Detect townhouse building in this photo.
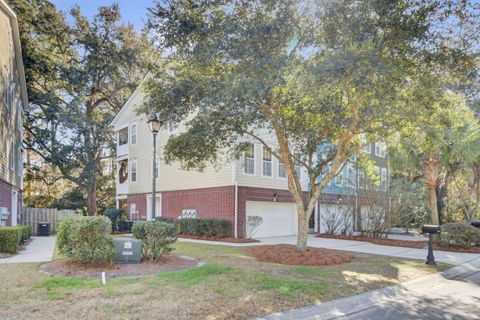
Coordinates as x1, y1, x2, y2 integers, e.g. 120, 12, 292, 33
0, 0, 28, 226
111, 82, 389, 238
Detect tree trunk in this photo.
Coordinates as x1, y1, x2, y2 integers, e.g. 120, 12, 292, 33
428, 186, 439, 225
87, 182, 97, 215
296, 204, 310, 252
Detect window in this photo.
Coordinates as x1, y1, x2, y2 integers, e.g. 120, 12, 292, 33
17, 147, 22, 177
118, 159, 128, 183
168, 121, 178, 134
243, 143, 255, 175
118, 127, 128, 146
130, 123, 137, 145
358, 169, 365, 189
278, 158, 287, 178
130, 160, 137, 182
153, 155, 160, 179
347, 164, 355, 188
375, 141, 386, 157
262, 147, 272, 177
381, 167, 388, 191
360, 133, 371, 153
9, 142, 14, 171
295, 165, 301, 181
130, 203, 137, 220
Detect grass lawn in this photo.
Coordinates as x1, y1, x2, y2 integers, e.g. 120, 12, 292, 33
0, 242, 450, 320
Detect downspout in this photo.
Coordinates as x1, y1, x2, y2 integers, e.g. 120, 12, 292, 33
232, 158, 238, 238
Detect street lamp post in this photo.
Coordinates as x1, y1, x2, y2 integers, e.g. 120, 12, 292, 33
147, 114, 161, 222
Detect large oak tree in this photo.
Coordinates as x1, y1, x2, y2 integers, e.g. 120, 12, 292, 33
143, 0, 478, 251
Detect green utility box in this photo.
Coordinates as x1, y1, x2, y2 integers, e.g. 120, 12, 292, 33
113, 237, 142, 264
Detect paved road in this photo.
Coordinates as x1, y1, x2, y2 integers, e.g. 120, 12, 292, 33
0, 236, 55, 264
254, 257, 480, 320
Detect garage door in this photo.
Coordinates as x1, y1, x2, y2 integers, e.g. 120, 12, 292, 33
246, 201, 297, 238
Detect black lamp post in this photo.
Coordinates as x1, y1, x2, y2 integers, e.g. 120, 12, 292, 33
147, 114, 161, 222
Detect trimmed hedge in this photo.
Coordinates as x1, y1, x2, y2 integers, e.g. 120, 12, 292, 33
132, 221, 176, 261
57, 216, 115, 264
440, 222, 480, 248
177, 218, 230, 237
0, 226, 32, 254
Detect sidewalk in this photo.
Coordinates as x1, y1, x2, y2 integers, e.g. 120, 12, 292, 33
0, 236, 56, 264
179, 235, 478, 266
253, 256, 480, 320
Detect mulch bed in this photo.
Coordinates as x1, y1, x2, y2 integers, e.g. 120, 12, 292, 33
317, 233, 480, 253
177, 234, 260, 243
249, 244, 354, 266
38, 255, 201, 278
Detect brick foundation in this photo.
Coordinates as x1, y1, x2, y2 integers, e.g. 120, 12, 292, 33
0, 179, 21, 226
127, 194, 147, 220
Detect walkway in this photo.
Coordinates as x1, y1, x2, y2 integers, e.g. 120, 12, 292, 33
253, 256, 480, 320
0, 236, 56, 264
179, 235, 479, 266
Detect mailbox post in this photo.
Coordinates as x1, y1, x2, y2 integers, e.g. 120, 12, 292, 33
422, 225, 441, 266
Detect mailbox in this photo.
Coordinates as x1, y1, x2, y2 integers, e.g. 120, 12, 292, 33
422, 225, 441, 234
113, 237, 142, 264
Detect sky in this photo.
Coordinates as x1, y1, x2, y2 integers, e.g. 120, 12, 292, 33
51, 0, 154, 30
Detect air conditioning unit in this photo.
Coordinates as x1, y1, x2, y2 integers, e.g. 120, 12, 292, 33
0, 207, 8, 221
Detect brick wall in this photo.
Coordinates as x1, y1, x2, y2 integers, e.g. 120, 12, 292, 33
162, 186, 235, 231
127, 194, 147, 220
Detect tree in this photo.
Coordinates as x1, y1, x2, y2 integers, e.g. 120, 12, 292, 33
11, 0, 155, 214
143, 0, 478, 251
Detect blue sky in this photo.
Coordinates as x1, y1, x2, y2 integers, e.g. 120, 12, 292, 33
51, 0, 154, 29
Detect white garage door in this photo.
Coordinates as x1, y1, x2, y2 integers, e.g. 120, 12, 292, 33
246, 201, 297, 238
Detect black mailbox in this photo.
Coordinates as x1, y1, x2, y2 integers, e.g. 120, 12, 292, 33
470, 221, 480, 229
422, 225, 441, 234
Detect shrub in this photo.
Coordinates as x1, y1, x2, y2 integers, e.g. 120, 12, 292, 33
178, 218, 230, 237
440, 222, 480, 248
68, 216, 115, 264
246, 216, 263, 239
132, 221, 176, 261
57, 217, 77, 257
0, 227, 21, 253
0, 226, 31, 253
103, 208, 124, 232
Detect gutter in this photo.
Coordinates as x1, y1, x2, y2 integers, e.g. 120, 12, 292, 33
232, 158, 238, 238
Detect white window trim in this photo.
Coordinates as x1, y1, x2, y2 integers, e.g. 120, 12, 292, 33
277, 157, 287, 179
243, 143, 256, 176
375, 141, 386, 158
117, 125, 129, 147
130, 122, 137, 146
261, 146, 273, 177
130, 160, 137, 183
358, 169, 365, 189
295, 165, 302, 182
360, 133, 371, 154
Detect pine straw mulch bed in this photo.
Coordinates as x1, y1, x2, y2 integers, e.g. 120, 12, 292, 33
177, 234, 260, 243
249, 244, 354, 266
38, 255, 201, 278
317, 233, 480, 253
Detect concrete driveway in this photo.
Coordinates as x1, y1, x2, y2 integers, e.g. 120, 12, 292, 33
254, 256, 480, 320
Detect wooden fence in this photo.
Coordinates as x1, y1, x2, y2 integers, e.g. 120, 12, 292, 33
21, 208, 79, 235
